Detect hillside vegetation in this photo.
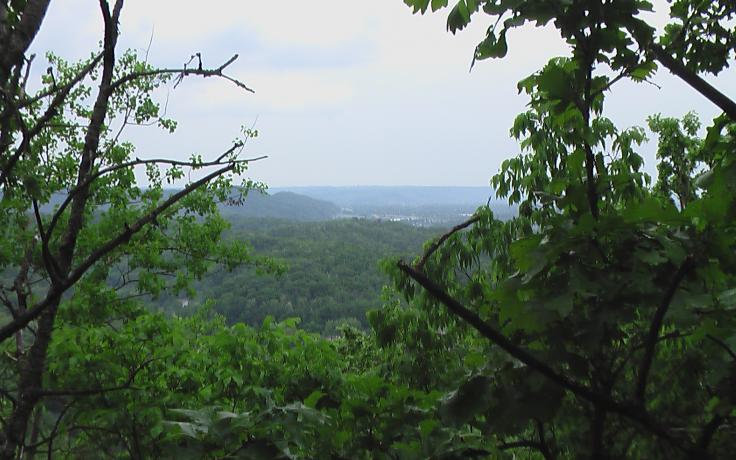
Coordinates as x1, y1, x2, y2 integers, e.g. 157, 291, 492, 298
164, 219, 441, 334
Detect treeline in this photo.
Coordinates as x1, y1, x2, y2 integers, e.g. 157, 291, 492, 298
157, 218, 441, 334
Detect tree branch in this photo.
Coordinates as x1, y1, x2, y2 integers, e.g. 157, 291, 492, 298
499, 439, 545, 451
581, 53, 599, 220
109, 54, 254, 94
535, 419, 555, 460
0, 0, 51, 81
21, 399, 76, 452
398, 260, 690, 453
650, 44, 736, 121
44, 141, 264, 241
400, 261, 604, 402
0, 163, 235, 344
39, 357, 153, 398
626, 18, 736, 120
32, 199, 62, 284
706, 334, 736, 361
635, 257, 693, 403
415, 214, 480, 270
695, 415, 725, 455
4, 53, 102, 112
0, 4, 123, 454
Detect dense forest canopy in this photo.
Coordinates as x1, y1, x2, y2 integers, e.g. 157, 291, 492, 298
0, 0, 734, 459
156, 218, 441, 335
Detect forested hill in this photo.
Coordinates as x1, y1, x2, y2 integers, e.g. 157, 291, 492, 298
219, 191, 341, 221
160, 218, 441, 335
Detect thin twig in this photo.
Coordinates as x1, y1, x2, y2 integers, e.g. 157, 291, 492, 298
415, 214, 480, 270
110, 54, 253, 93
706, 334, 736, 361
39, 357, 154, 398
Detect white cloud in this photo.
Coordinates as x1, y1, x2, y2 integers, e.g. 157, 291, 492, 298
26, 0, 734, 186
120, 0, 377, 47
182, 68, 355, 112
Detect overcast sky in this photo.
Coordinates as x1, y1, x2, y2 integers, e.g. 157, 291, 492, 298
29, 1, 735, 187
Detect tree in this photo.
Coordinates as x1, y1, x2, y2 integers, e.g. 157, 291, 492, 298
0, 1, 270, 456
389, 0, 736, 457
647, 111, 702, 209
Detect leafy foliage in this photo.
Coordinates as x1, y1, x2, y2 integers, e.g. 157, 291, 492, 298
2, 0, 736, 458
386, 0, 736, 458
0, 1, 267, 456
15, 310, 503, 459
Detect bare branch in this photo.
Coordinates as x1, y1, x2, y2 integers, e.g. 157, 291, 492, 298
649, 44, 736, 120
109, 54, 254, 93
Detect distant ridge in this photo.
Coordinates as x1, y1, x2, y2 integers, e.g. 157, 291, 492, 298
35, 187, 513, 224
270, 186, 498, 208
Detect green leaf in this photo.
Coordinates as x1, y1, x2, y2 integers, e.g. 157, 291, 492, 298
623, 196, 683, 224
439, 375, 492, 425
629, 60, 658, 81
431, 0, 448, 11
304, 390, 325, 409
447, 1, 471, 32
474, 29, 508, 66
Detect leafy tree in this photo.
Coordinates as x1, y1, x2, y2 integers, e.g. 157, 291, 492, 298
647, 112, 702, 209
26, 308, 497, 459
386, 0, 736, 458
0, 1, 270, 456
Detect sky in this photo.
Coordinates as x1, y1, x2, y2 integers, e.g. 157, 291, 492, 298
28, 0, 736, 187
